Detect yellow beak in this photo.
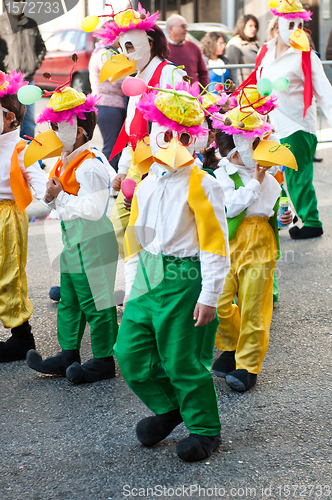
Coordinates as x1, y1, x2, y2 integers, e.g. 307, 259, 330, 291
252, 140, 298, 170
153, 137, 194, 171
24, 130, 63, 168
100, 54, 136, 84
289, 29, 310, 52
132, 138, 154, 175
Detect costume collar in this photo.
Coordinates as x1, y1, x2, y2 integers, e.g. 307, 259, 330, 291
150, 161, 194, 179
218, 157, 255, 176
61, 141, 92, 166
137, 56, 163, 80
268, 36, 298, 57
0, 128, 20, 147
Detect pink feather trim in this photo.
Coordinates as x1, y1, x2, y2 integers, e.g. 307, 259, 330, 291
136, 80, 228, 136
95, 3, 159, 45
137, 90, 208, 136
271, 8, 312, 21
0, 70, 28, 98
211, 116, 272, 138
36, 94, 100, 125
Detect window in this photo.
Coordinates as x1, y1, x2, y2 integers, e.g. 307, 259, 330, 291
58, 31, 79, 52
45, 31, 63, 52
76, 31, 88, 51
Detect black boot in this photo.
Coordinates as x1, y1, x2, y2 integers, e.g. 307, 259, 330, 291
136, 408, 183, 446
66, 356, 115, 384
225, 369, 257, 392
176, 434, 221, 462
289, 226, 323, 239
212, 350, 236, 378
0, 321, 35, 362
26, 349, 80, 376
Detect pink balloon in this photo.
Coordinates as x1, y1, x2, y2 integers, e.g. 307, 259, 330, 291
0, 72, 6, 87
121, 77, 147, 97
121, 178, 137, 199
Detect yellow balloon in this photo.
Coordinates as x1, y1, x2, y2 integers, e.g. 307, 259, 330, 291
269, 0, 280, 8
81, 15, 99, 32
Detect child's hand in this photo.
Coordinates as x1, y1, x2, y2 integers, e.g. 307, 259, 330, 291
193, 303, 216, 327
44, 177, 63, 202
280, 209, 293, 226
254, 165, 267, 184
124, 197, 132, 211
113, 173, 127, 191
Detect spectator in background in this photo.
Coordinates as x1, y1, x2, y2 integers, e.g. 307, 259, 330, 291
0, 1, 46, 139
201, 32, 234, 92
266, 17, 278, 42
166, 14, 209, 88
89, 26, 126, 171
226, 14, 260, 86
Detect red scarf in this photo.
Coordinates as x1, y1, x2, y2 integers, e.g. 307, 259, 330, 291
110, 60, 168, 160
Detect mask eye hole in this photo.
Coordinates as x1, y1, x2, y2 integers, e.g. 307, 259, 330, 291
51, 123, 59, 131
289, 22, 295, 30
124, 42, 135, 53
179, 132, 192, 146
298, 22, 303, 29
156, 131, 173, 149
164, 131, 173, 143
252, 137, 261, 151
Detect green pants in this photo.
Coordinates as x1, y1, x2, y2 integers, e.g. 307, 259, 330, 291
281, 130, 322, 228
58, 215, 118, 358
115, 251, 221, 436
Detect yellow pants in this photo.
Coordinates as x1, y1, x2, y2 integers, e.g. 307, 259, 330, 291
216, 217, 278, 374
110, 164, 141, 260
0, 201, 33, 328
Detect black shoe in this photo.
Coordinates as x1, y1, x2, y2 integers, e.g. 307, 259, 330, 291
0, 321, 35, 362
313, 156, 323, 162
225, 369, 257, 392
176, 434, 221, 462
289, 226, 323, 240
136, 408, 183, 446
66, 356, 115, 384
212, 350, 236, 378
26, 349, 80, 376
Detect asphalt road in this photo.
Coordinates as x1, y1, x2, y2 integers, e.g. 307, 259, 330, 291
1, 117, 332, 499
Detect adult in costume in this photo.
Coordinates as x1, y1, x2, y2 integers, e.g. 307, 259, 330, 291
241, 0, 332, 239
26, 74, 118, 383
0, 70, 46, 362
114, 79, 230, 461
89, 4, 186, 258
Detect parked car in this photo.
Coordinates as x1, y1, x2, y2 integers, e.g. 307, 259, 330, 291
157, 21, 233, 45
34, 23, 232, 94
34, 29, 95, 95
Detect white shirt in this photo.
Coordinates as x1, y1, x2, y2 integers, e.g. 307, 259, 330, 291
51, 142, 116, 221
0, 129, 46, 200
214, 158, 281, 218
125, 162, 230, 308
118, 56, 186, 175
257, 38, 332, 138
